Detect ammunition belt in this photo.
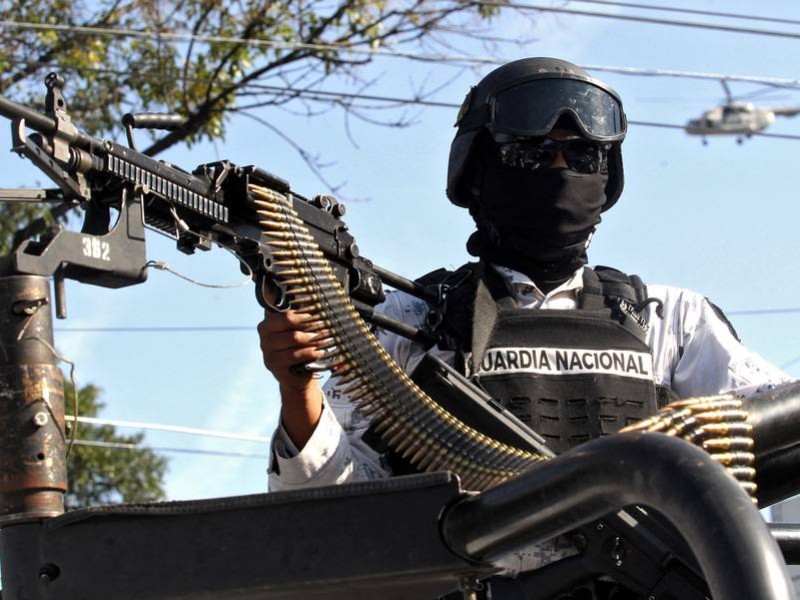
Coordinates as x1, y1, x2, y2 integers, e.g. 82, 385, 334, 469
254, 185, 548, 491
254, 184, 757, 499
621, 396, 757, 501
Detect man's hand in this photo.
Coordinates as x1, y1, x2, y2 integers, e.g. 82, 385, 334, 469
258, 308, 329, 450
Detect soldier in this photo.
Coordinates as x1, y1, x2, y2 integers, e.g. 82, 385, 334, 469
258, 58, 789, 598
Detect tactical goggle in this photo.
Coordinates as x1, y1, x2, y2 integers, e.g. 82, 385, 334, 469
498, 137, 610, 174
474, 78, 627, 143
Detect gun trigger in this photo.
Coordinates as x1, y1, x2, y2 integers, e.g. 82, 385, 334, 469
258, 275, 290, 313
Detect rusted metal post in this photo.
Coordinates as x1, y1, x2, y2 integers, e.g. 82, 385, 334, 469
0, 274, 66, 525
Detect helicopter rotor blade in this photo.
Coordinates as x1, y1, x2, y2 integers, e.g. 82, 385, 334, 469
720, 79, 734, 103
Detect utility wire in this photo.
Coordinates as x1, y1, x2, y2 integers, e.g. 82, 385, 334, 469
66, 415, 271, 443
780, 354, 800, 371
474, 1, 800, 41
8, 56, 800, 90
241, 88, 800, 141
55, 326, 253, 333
4, 10, 800, 72
579, 65, 800, 88
243, 83, 461, 108
8, 60, 800, 141
568, 0, 800, 27
626, 119, 800, 141
728, 308, 800, 316
4, 62, 799, 136
0, 20, 497, 65
54, 306, 800, 336
73, 439, 268, 459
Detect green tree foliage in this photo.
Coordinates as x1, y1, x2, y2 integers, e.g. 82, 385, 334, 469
0, 0, 502, 155
0, 0, 505, 511
0, 203, 49, 255
65, 383, 167, 509
0, 0, 508, 243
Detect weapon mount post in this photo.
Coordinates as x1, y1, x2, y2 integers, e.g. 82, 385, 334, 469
0, 274, 66, 526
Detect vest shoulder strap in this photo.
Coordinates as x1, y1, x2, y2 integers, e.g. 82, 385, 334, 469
415, 262, 508, 357
581, 265, 648, 308
413, 262, 481, 353
417, 263, 652, 352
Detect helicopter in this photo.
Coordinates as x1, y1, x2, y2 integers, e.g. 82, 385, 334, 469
684, 80, 800, 144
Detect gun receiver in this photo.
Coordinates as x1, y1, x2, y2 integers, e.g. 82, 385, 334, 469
0, 73, 438, 339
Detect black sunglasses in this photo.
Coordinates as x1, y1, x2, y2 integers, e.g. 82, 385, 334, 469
497, 137, 610, 174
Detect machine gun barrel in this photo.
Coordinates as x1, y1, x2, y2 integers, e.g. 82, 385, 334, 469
0, 93, 98, 151
0, 78, 442, 342
0, 94, 56, 134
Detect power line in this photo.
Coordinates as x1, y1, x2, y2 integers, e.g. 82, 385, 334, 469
477, 1, 800, 41
3, 10, 800, 76
8, 55, 800, 91
73, 438, 268, 459
53, 305, 800, 337
55, 326, 252, 333
9, 60, 800, 143
241, 87, 800, 141
727, 308, 800, 316
0, 19, 497, 66
243, 83, 461, 108
628, 119, 800, 141
568, 0, 800, 27
780, 355, 800, 371
66, 415, 271, 443
579, 65, 800, 88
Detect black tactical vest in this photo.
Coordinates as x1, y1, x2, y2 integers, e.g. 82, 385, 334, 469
364, 262, 667, 464
385, 264, 671, 600
469, 274, 659, 454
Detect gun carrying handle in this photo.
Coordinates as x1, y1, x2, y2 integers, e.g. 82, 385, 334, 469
121, 113, 184, 131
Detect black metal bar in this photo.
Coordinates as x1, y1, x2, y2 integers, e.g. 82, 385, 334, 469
373, 264, 439, 303
0, 189, 61, 203
770, 524, 800, 565
756, 443, 800, 508
0, 275, 66, 526
0, 473, 491, 600
737, 381, 800, 506
0, 93, 96, 150
359, 306, 435, 344
745, 380, 800, 455
441, 433, 794, 600
0, 95, 56, 135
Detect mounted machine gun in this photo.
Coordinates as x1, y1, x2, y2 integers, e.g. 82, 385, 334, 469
1, 74, 800, 600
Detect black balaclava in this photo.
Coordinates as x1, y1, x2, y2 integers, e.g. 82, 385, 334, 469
467, 132, 609, 292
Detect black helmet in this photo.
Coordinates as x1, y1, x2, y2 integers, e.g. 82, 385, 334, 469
446, 57, 627, 210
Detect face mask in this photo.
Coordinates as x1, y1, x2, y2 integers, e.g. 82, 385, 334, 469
468, 166, 608, 284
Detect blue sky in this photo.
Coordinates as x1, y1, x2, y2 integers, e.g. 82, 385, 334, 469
3, 1, 800, 501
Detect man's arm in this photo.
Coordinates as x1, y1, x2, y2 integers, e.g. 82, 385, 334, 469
258, 308, 327, 449
260, 292, 424, 490
647, 285, 792, 398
